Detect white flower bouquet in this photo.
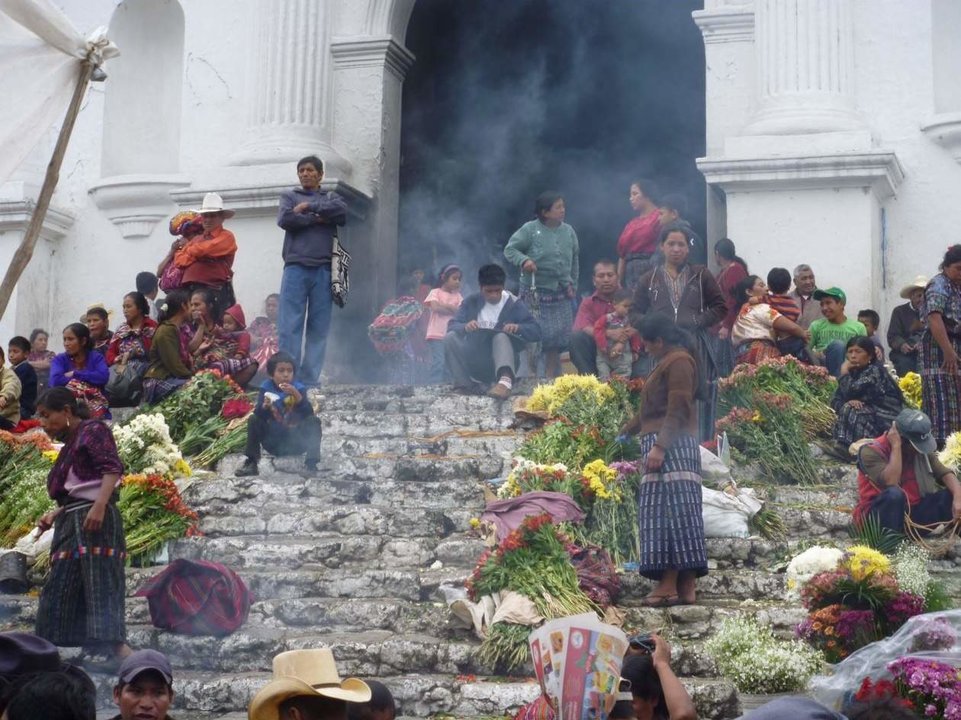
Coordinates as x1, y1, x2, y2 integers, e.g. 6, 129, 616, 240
113, 413, 186, 478
785, 545, 844, 599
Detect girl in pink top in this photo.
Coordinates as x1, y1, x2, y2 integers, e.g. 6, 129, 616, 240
424, 264, 464, 383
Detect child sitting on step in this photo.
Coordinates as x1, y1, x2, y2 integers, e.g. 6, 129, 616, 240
236, 351, 322, 477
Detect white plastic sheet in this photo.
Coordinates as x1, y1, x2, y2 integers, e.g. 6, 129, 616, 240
0, 0, 117, 184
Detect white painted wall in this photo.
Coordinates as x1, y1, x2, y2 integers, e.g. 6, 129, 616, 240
699, 0, 961, 348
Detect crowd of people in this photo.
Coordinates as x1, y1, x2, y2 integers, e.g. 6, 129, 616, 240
7, 161, 961, 719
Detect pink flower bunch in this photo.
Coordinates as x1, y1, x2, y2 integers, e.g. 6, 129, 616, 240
889, 656, 961, 720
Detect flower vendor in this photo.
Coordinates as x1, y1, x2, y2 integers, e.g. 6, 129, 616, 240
143, 289, 194, 405
854, 408, 961, 535
34, 387, 131, 663
619, 312, 707, 607
50, 323, 110, 420
236, 351, 321, 477
827, 336, 904, 460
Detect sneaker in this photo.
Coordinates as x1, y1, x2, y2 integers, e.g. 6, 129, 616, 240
235, 460, 259, 477
488, 382, 511, 400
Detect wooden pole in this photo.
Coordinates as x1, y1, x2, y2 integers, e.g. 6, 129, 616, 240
0, 58, 95, 321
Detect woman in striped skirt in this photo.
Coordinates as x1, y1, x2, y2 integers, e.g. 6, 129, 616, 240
620, 312, 707, 607
920, 245, 961, 446
34, 387, 131, 663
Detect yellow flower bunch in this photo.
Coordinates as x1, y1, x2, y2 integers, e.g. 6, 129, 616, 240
41, 449, 59, 464
898, 372, 922, 409
582, 459, 621, 502
939, 431, 961, 474
842, 545, 891, 581
173, 458, 192, 478
498, 474, 522, 499
527, 375, 615, 416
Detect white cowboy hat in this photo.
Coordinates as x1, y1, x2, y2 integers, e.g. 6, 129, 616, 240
194, 192, 235, 218
248, 649, 371, 720
899, 275, 928, 299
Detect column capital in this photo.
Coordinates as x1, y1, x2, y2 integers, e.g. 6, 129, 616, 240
697, 150, 905, 199
331, 36, 415, 81
692, 6, 754, 44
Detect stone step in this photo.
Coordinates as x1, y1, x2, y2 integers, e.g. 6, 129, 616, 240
322, 411, 515, 437
170, 533, 482, 571
216, 453, 509, 484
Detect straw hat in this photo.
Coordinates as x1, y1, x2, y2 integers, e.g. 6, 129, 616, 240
194, 192, 235, 218
248, 649, 371, 720
899, 275, 928, 299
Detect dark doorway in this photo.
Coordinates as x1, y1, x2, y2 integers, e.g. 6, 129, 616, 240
399, 0, 706, 293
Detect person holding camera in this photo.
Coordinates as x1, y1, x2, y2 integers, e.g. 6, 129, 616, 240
620, 634, 696, 720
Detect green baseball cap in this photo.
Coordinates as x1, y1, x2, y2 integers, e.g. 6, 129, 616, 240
813, 287, 846, 303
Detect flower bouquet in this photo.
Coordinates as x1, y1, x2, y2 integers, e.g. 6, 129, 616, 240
940, 431, 961, 475
796, 545, 927, 661
715, 392, 818, 484
785, 545, 844, 600
467, 513, 598, 671
889, 656, 961, 719
567, 460, 642, 566
119, 474, 201, 564
147, 369, 245, 443
113, 413, 189, 478
0, 434, 55, 545
898, 371, 922, 409
497, 458, 575, 500
705, 616, 822, 695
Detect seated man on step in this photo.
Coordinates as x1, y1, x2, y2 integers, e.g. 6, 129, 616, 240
444, 263, 541, 400
854, 408, 961, 536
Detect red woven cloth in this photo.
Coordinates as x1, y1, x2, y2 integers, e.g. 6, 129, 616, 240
135, 559, 253, 636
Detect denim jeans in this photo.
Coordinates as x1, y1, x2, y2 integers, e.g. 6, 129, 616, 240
868, 486, 954, 536
824, 339, 846, 378
278, 263, 332, 384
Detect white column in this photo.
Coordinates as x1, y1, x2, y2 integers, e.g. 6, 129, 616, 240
746, 0, 863, 135
232, 0, 350, 175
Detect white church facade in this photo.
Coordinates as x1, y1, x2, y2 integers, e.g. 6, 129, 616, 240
2, 0, 959, 377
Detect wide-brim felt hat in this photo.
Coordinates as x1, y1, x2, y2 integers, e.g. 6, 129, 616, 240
900, 275, 928, 299
193, 192, 235, 219
248, 649, 371, 720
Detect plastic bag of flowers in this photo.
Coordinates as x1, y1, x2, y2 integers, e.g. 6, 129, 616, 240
809, 608, 961, 712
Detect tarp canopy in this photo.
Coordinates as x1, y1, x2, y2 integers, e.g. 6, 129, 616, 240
0, 0, 117, 184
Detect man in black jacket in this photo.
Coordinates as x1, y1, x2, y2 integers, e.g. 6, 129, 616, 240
445, 264, 541, 399
888, 275, 926, 377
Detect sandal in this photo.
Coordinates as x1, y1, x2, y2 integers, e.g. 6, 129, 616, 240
640, 594, 681, 608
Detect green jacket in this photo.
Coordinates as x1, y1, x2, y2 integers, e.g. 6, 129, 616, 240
504, 219, 579, 291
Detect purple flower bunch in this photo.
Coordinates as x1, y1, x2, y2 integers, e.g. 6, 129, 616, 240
911, 618, 958, 653
608, 460, 641, 480
886, 592, 927, 628
889, 656, 961, 720
835, 609, 876, 644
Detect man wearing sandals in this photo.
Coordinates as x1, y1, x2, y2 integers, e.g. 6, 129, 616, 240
853, 409, 961, 536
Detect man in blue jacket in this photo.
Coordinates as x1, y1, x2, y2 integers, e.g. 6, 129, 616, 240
445, 264, 541, 399
277, 155, 347, 385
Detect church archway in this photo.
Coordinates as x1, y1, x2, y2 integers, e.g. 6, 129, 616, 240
398, 0, 706, 290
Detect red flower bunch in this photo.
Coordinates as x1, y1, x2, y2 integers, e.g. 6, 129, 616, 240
222, 396, 253, 419
854, 676, 905, 705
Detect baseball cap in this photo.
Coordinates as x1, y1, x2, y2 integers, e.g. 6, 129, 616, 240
812, 287, 846, 304
117, 649, 173, 686
895, 409, 937, 454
